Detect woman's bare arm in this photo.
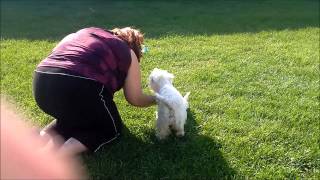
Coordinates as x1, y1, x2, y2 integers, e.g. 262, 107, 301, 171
123, 50, 156, 107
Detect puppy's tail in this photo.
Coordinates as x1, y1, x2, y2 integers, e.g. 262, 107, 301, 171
183, 92, 190, 101
183, 92, 190, 109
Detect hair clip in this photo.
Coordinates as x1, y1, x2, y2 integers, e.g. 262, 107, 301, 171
142, 45, 149, 54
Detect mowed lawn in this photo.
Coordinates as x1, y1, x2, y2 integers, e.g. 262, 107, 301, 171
1, 0, 319, 179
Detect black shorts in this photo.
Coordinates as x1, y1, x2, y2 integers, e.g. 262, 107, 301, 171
33, 67, 123, 152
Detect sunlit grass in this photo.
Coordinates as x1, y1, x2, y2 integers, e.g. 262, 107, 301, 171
1, 0, 319, 179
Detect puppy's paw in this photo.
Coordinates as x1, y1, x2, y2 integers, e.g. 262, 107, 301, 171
155, 93, 174, 110
154, 93, 164, 104
175, 131, 185, 137
156, 133, 166, 140
156, 130, 170, 140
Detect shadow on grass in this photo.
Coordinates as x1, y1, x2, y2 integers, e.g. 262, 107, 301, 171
1, 0, 319, 40
83, 109, 237, 179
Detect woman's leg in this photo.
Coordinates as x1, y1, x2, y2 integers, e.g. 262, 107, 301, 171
59, 137, 88, 156
40, 131, 64, 151
39, 121, 87, 155
39, 120, 56, 143
39, 119, 65, 149
33, 68, 122, 153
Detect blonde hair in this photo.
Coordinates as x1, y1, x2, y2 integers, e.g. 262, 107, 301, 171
111, 27, 144, 61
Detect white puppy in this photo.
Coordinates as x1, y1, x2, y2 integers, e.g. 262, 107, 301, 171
149, 68, 190, 140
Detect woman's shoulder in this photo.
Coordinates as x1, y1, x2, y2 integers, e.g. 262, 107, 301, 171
75, 27, 111, 35
76, 27, 131, 60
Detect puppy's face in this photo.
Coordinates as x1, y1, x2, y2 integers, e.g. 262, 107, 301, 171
149, 68, 174, 92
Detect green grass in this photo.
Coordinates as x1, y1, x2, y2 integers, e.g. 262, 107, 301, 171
1, 0, 319, 179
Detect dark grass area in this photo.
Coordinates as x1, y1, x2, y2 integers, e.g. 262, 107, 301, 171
1, 0, 319, 39
84, 110, 238, 179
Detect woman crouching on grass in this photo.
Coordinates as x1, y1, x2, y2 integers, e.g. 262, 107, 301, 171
33, 27, 156, 155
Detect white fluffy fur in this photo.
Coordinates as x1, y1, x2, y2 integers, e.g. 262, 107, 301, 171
149, 68, 190, 140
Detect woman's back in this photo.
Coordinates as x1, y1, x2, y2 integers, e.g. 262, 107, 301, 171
38, 27, 132, 95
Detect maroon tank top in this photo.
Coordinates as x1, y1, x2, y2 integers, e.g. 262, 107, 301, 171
38, 27, 132, 95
